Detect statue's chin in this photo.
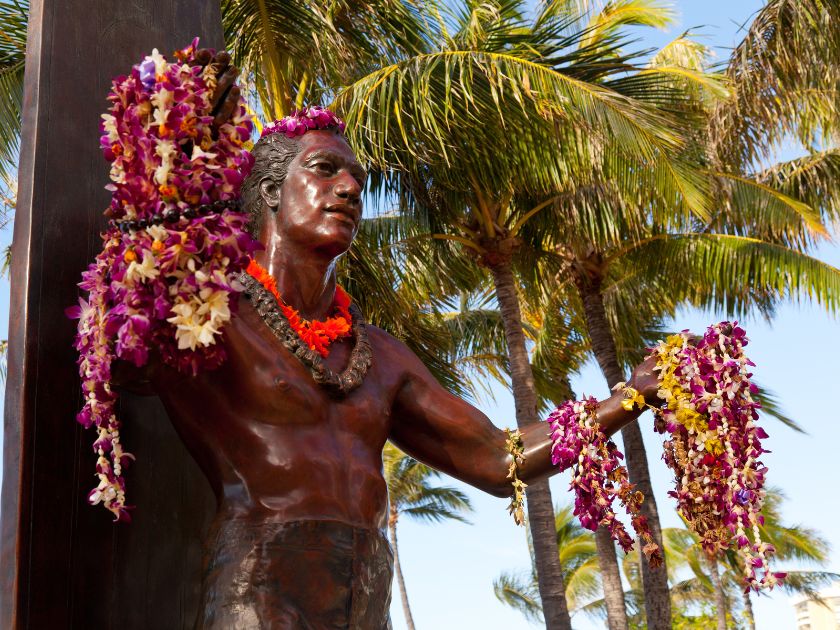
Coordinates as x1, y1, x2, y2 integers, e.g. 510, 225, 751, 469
312, 230, 356, 260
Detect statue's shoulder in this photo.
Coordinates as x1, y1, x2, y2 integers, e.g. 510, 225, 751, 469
363, 323, 403, 353
362, 324, 427, 376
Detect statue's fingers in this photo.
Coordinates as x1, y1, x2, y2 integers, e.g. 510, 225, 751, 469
211, 66, 240, 113
212, 50, 231, 69
194, 48, 213, 66
213, 86, 241, 129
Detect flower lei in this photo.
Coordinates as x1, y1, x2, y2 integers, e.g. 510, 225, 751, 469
547, 398, 663, 566
260, 105, 346, 139
504, 429, 527, 526
245, 259, 352, 358
68, 39, 258, 522
546, 322, 782, 589
649, 323, 784, 591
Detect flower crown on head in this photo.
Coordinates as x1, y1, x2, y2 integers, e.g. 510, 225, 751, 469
260, 106, 346, 139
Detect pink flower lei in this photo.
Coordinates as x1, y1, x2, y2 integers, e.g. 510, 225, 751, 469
547, 398, 663, 567
544, 321, 783, 592
652, 323, 784, 591
260, 105, 346, 139
68, 38, 258, 522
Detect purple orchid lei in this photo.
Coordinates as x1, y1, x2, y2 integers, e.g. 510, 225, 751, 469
260, 105, 346, 138
652, 323, 785, 591
68, 39, 258, 522
547, 398, 663, 567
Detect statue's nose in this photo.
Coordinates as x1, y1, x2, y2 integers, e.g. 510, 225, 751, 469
334, 172, 361, 204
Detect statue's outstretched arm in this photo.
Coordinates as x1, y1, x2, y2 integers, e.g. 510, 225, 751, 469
388, 340, 659, 497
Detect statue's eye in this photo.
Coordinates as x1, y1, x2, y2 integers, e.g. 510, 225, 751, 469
313, 161, 336, 175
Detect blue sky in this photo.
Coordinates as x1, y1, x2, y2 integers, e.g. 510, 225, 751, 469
1, 2, 837, 629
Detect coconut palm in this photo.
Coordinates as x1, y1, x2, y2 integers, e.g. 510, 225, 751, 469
333, 2, 719, 625
669, 488, 838, 630
0, 0, 26, 180
493, 504, 600, 623
518, 28, 840, 629
221, 0, 432, 118
382, 442, 473, 630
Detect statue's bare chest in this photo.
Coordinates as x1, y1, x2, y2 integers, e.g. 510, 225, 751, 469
214, 307, 396, 434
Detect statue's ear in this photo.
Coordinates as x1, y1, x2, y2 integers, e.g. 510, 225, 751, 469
258, 177, 281, 210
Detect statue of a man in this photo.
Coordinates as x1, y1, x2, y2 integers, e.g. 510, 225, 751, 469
127, 102, 660, 627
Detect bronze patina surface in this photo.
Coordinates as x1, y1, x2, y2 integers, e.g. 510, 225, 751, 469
137, 129, 661, 627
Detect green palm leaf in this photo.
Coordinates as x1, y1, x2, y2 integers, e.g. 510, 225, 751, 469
221, 0, 432, 116
493, 571, 544, 623
711, 0, 840, 167
755, 149, 840, 227
712, 172, 829, 248
0, 0, 27, 179
614, 233, 840, 315
383, 443, 473, 523
334, 48, 711, 217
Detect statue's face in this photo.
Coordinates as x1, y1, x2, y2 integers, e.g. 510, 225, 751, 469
262, 130, 366, 258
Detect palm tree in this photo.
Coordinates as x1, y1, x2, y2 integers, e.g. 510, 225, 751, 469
221, 0, 432, 118
382, 442, 473, 630
334, 3, 715, 626
0, 0, 26, 179
519, 25, 840, 628
669, 488, 838, 630
493, 504, 601, 623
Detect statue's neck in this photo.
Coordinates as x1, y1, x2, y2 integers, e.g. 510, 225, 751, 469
254, 236, 338, 321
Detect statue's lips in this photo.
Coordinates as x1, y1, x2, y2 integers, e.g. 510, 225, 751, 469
324, 205, 359, 227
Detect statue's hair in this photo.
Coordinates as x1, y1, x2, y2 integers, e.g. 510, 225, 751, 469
240, 133, 302, 238
239, 127, 345, 238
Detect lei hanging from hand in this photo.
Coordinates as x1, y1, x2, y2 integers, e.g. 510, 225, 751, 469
68, 39, 258, 522
545, 322, 784, 591
548, 398, 663, 566
650, 323, 784, 590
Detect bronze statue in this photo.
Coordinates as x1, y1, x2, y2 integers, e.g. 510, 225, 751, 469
119, 54, 662, 630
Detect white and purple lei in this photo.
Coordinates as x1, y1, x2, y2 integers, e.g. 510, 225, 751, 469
68, 39, 258, 522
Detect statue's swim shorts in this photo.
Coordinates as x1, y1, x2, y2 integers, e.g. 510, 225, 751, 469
197, 518, 393, 629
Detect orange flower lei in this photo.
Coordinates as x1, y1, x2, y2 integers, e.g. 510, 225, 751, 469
246, 259, 352, 357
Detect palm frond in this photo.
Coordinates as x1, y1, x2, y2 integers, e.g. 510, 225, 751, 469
712, 172, 830, 249
334, 47, 711, 217
755, 149, 840, 228
710, 0, 840, 167
752, 385, 804, 434
383, 443, 474, 523
0, 0, 27, 179
775, 571, 840, 602
222, 0, 433, 115
579, 0, 673, 52
493, 571, 544, 623
614, 233, 840, 316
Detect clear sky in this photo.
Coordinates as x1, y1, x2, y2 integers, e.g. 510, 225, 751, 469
0, 2, 837, 629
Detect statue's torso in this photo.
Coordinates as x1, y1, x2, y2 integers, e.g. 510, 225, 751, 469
153, 296, 405, 531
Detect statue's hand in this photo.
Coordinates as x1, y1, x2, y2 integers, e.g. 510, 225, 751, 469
627, 334, 701, 405
193, 48, 241, 131
628, 353, 660, 404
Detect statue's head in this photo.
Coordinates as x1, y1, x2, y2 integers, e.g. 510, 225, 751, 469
240, 108, 365, 258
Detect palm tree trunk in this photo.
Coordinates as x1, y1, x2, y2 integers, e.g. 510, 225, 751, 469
708, 555, 727, 630
489, 262, 573, 630
595, 527, 630, 630
742, 590, 755, 630
388, 513, 417, 630
575, 274, 672, 630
